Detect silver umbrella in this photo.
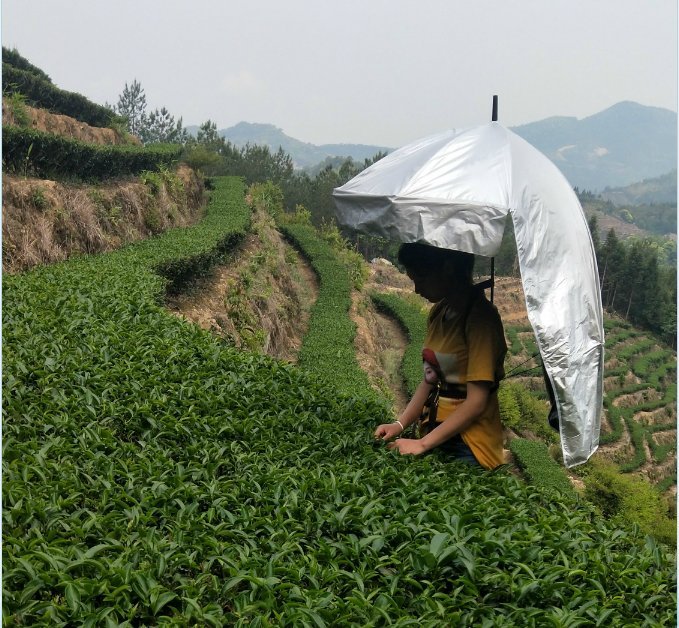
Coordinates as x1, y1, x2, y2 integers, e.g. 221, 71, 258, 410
333, 121, 604, 468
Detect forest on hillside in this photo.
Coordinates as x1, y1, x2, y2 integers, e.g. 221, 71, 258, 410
577, 185, 676, 237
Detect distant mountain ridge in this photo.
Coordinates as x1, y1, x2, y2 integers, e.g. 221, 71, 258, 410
186, 121, 390, 171
600, 170, 677, 206
511, 101, 677, 192
191, 101, 676, 191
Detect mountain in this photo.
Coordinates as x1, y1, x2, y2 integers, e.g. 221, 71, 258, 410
189, 102, 676, 190
190, 121, 391, 170
599, 170, 677, 206
510, 102, 677, 192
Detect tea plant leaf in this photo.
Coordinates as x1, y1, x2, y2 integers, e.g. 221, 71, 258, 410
149, 590, 178, 615
64, 582, 81, 612
429, 532, 449, 559
224, 576, 245, 592
83, 543, 118, 559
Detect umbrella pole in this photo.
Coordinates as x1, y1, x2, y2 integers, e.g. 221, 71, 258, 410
490, 94, 498, 303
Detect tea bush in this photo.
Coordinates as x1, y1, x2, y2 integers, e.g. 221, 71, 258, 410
599, 320, 677, 476
2, 63, 122, 128
581, 458, 677, 546
370, 292, 428, 397
3, 178, 676, 625
2, 126, 181, 181
3, 46, 52, 82
509, 438, 576, 498
279, 222, 378, 399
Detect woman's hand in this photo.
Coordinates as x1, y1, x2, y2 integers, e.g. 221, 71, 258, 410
387, 438, 427, 456
374, 422, 404, 442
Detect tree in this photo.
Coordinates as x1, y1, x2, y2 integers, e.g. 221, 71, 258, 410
621, 241, 645, 319
115, 81, 189, 145
233, 144, 294, 186
587, 215, 601, 255
494, 219, 519, 277
116, 80, 147, 138
182, 145, 225, 176
600, 229, 626, 308
338, 158, 360, 182
196, 119, 222, 147
140, 107, 189, 145
363, 151, 388, 168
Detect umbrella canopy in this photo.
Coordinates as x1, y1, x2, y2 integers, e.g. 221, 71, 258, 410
333, 123, 604, 468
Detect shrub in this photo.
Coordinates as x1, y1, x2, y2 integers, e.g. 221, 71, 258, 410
181, 143, 225, 176
6, 92, 30, 127
2, 46, 51, 82
29, 186, 48, 211
499, 382, 557, 443
247, 181, 284, 220
317, 218, 369, 290
291, 203, 313, 225
581, 458, 677, 546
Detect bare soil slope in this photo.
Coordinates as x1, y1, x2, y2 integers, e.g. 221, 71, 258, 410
2, 101, 204, 273
3, 97, 138, 145
167, 207, 318, 363
2, 165, 205, 273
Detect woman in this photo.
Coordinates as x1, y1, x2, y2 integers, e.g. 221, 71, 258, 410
374, 243, 507, 469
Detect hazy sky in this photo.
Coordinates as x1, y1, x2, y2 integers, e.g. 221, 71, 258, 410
2, 0, 677, 147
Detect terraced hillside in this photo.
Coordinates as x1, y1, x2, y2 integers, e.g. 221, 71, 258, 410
599, 320, 676, 488
4, 177, 676, 625
3, 50, 676, 625
491, 279, 677, 494
2, 53, 205, 274
171, 229, 677, 508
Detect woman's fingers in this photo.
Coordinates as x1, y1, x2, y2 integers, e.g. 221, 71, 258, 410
375, 423, 397, 440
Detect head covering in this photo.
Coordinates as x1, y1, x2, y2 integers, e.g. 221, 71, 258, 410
422, 347, 440, 369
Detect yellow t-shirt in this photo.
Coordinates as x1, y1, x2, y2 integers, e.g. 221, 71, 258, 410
420, 290, 507, 469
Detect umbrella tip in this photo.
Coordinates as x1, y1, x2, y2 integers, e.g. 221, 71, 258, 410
492, 95, 498, 122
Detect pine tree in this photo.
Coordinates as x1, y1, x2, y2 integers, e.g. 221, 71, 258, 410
600, 229, 626, 308
141, 107, 189, 144
587, 215, 601, 255
116, 80, 147, 138
196, 120, 222, 146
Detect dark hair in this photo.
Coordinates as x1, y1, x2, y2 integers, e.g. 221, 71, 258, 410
397, 242, 475, 283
